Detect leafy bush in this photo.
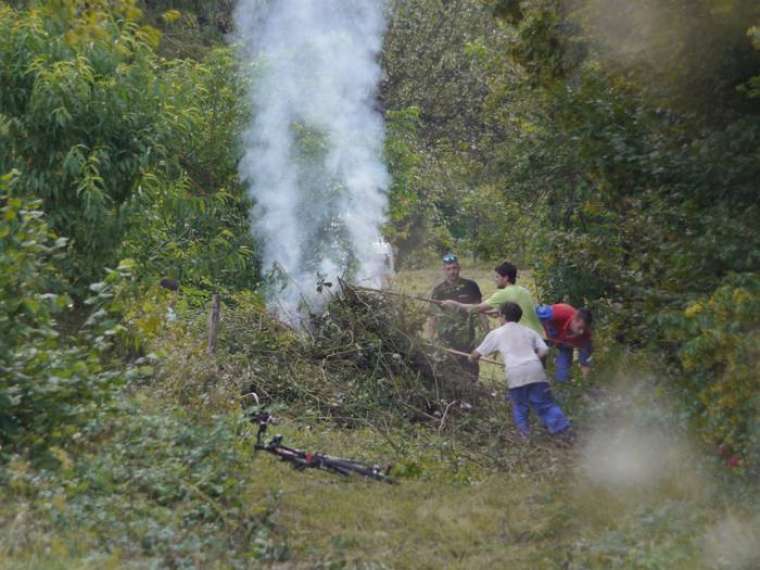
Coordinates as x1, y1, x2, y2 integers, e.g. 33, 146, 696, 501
0, 1, 258, 293
142, 0, 235, 59
0, 401, 289, 567
666, 273, 760, 466
0, 173, 121, 454
0, 1, 171, 288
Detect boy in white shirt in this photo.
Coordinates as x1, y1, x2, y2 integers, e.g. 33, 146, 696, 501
470, 302, 570, 437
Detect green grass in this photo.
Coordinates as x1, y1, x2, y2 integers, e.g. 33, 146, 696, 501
5, 401, 749, 569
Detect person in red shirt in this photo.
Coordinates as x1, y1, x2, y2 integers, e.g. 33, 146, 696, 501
536, 304, 593, 382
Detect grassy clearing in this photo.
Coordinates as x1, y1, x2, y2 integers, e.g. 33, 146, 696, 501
1, 264, 758, 569
5, 381, 754, 569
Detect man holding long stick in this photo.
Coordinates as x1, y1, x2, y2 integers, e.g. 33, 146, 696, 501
441, 260, 543, 336
426, 253, 484, 381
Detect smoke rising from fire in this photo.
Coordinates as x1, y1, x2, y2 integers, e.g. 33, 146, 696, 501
234, 0, 389, 320
577, 378, 699, 493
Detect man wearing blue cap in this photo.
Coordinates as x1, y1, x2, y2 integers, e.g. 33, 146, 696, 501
441, 260, 542, 336
427, 253, 483, 381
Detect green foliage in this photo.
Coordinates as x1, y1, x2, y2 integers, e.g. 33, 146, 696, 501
459, 184, 543, 265
0, 1, 170, 288
1, 254, 758, 567
384, 107, 423, 245
0, 2, 258, 293
383, 0, 500, 146
665, 273, 760, 465
0, 400, 289, 567
140, 0, 235, 59
2, 2, 760, 565
0, 0, 256, 458
384, 107, 454, 262
382, 0, 507, 263
120, 47, 258, 292
741, 25, 760, 98
482, 3, 760, 309
484, 0, 524, 23
461, 0, 760, 451
119, 171, 257, 296
0, 173, 121, 453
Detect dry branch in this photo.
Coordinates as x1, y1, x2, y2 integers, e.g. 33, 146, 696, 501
350, 285, 443, 306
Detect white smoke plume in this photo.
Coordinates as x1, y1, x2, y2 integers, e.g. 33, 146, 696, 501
580, 423, 685, 490
233, 0, 390, 322
576, 377, 700, 493
704, 514, 760, 569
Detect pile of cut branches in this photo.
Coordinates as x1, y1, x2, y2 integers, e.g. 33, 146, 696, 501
301, 283, 493, 423
156, 286, 494, 429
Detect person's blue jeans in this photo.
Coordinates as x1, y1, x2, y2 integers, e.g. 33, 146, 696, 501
554, 344, 591, 383
508, 382, 570, 436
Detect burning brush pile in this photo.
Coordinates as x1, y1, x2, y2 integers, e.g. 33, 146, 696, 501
303, 283, 493, 422
200, 284, 493, 426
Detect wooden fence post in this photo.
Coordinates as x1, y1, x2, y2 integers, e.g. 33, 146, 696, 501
207, 293, 220, 355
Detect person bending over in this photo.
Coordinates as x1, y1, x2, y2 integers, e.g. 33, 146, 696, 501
536, 303, 593, 382
470, 302, 571, 438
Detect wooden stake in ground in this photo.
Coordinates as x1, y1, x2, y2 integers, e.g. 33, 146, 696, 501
207, 293, 221, 355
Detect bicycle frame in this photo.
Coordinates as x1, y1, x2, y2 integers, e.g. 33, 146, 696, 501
252, 413, 396, 484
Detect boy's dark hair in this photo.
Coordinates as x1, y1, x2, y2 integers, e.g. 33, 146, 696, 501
500, 301, 523, 323
576, 307, 593, 327
494, 261, 517, 283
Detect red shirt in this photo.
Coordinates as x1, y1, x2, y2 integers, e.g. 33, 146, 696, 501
541, 303, 592, 351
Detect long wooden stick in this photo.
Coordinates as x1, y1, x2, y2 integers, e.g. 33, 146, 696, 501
441, 347, 504, 368
351, 285, 443, 306
420, 339, 504, 367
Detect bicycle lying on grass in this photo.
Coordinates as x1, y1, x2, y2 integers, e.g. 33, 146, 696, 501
251, 412, 397, 485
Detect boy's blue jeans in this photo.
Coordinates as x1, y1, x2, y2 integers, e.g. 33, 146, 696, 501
508, 382, 570, 436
